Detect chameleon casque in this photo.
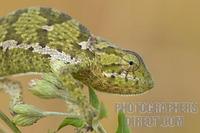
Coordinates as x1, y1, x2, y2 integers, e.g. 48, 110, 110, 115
0, 7, 153, 129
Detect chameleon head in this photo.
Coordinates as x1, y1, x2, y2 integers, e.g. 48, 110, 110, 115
91, 39, 154, 95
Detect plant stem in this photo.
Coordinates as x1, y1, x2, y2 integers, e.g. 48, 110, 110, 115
43, 111, 81, 118
0, 110, 21, 133
96, 123, 107, 133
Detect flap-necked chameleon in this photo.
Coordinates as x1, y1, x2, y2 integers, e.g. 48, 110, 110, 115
0, 7, 153, 96
0, 7, 154, 129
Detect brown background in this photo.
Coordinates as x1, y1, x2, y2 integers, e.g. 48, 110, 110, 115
0, 0, 200, 133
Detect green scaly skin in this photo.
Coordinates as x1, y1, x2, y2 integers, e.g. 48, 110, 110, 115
0, 7, 154, 129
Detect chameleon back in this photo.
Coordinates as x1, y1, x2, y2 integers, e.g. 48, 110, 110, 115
0, 7, 92, 77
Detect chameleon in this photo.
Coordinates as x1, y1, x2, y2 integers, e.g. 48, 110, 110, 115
0, 7, 153, 129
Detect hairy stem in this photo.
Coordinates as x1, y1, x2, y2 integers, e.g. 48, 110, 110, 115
43, 111, 81, 118
95, 123, 107, 133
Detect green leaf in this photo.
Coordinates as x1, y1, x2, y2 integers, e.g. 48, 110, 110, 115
98, 102, 108, 120
57, 117, 85, 131
0, 110, 21, 133
116, 111, 131, 133
89, 87, 100, 109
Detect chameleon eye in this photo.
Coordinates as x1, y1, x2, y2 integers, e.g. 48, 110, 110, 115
128, 61, 140, 71
129, 61, 134, 65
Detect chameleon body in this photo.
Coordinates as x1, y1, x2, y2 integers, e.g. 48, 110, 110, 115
0, 7, 154, 129
0, 7, 153, 95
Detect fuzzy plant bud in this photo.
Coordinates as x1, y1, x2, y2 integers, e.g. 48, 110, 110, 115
12, 104, 77, 126
13, 104, 44, 117
29, 79, 68, 99
42, 73, 63, 88
50, 60, 66, 75
12, 104, 44, 126
13, 114, 42, 126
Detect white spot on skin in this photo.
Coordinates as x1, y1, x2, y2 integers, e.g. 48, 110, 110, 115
41, 25, 54, 31
0, 40, 81, 64
103, 72, 139, 81
78, 36, 95, 51
79, 41, 88, 50
0, 40, 18, 51
103, 72, 117, 78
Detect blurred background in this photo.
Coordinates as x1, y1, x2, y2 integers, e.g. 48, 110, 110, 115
0, 0, 200, 132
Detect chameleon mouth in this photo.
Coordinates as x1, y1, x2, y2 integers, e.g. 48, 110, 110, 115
104, 70, 154, 95
91, 73, 154, 95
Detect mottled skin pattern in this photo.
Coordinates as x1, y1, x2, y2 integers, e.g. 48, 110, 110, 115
0, 7, 153, 95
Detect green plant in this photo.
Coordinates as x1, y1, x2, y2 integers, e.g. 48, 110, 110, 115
0, 78, 131, 133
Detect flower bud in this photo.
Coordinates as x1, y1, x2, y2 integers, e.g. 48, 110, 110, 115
13, 104, 44, 117
13, 114, 42, 126
29, 79, 67, 99
42, 73, 63, 88
50, 60, 66, 75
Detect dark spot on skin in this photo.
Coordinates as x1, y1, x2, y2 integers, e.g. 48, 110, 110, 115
28, 47, 34, 51
39, 43, 46, 48
39, 7, 71, 25
88, 35, 97, 45
78, 24, 90, 42
29, 59, 33, 63
36, 28, 48, 44
59, 13, 72, 23
0, 46, 3, 50
129, 61, 134, 65
43, 54, 51, 58
111, 75, 115, 78
70, 56, 74, 59
118, 70, 123, 75
77, 45, 82, 48
57, 48, 62, 52
16, 41, 21, 45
